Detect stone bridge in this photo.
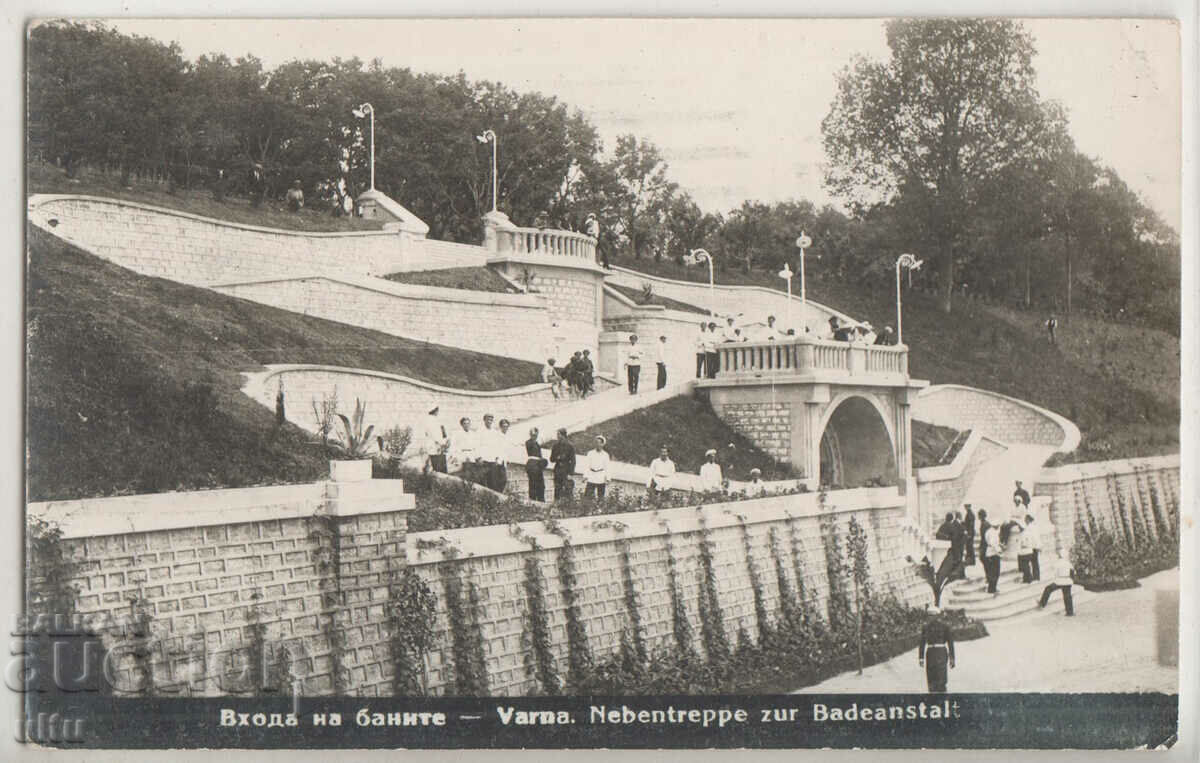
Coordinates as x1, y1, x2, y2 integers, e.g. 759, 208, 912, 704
698, 336, 927, 494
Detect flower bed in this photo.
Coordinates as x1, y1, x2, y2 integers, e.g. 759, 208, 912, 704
1071, 475, 1180, 592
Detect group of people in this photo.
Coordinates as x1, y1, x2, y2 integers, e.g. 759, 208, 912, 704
694, 315, 798, 379
826, 315, 895, 345
543, 350, 596, 399
645, 446, 731, 496
621, 334, 671, 394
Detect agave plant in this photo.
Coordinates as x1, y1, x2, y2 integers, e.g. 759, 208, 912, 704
336, 398, 375, 459
639, 282, 654, 304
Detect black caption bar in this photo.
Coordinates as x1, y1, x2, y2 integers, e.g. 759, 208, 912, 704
24, 693, 1177, 749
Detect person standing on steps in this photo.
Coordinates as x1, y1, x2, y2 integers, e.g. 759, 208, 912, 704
983, 520, 1002, 595
934, 512, 966, 586
549, 428, 576, 501
623, 334, 643, 395
977, 508, 991, 562
1037, 548, 1075, 615
584, 435, 610, 500
1026, 512, 1042, 582
963, 504, 977, 567
654, 335, 669, 390
1017, 515, 1035, 583
524, 427, 547, 502
704, 322, 720, 379
695, 321, 708, 378
917, 605, 956, 693
586, 213, 609, 269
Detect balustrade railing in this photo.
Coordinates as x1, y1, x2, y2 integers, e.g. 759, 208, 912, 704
495, 225, 597, 261
713, 337, 908, 380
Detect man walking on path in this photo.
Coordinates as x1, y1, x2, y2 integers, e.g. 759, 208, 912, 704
584, 435, 610, 499
695, 322, 708, 378
549, 428, 576, 501
624, 335, 643, 395
1045, 314, 1057, 345
524, 427, 547, 502
654, 335, 669, 390
1037, 549, 1075, 615
982, 520, 1002, 594
647, 445, 676, 496
917, 605, 956, 693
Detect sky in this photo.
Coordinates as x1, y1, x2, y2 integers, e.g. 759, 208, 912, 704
105, 17, 1181, 231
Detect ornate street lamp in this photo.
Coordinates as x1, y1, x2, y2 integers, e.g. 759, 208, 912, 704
352, 103, 376, 190
795, 232, 813, 332
476, 129, 498, 213
895, 253, 924, 346
690, 248, 715, 314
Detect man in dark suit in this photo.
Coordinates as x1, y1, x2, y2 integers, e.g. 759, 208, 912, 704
918, 605, 956, 693
963, 504, 977, 567
549, 428, 576, 501
934, 512, 966, 586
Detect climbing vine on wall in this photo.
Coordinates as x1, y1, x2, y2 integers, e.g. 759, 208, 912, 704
521, 550, 560, 695
660, 520, 697, 662
308, 513, 349, 695
818, 490, 851, 630
438, 547, 488, 696
608, 522, 647, 666
736, 515, 771, 643
695, 511, 729, 664
768, 526, 799, 627
387, 564, 437, 696
548, 520, 593, 687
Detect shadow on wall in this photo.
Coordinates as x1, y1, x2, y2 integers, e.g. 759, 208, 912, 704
820, 396, 897, 489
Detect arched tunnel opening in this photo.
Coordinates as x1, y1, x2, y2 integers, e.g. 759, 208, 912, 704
819, 396, 897, 489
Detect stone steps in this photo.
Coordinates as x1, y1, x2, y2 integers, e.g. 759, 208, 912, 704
943, 566, 1092, 622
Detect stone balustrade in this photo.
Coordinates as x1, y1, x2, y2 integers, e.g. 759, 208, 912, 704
494, 224, 597, 260
712, 336, 909, 382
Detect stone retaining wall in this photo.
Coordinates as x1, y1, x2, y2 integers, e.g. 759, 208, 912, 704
913, 432, 1008, 536
716, 402, 794, 462
1033, 454, 1181, 552
27, 480, 414, 698
406, 487, 921, 695
212, 274, 555, 363
244, 364, 561, 442
912, 384, 1079, 450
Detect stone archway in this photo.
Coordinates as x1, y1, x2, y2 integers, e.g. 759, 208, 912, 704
818, 395, 897, 489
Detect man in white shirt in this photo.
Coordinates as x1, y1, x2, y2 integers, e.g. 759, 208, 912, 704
1016, 515, 1035, 583
762, 315, 779, 341
695, 322, 708, 378
422, 406, 450, 473
623, 335, 644, 395
982, 523, 1002, 594
699, 448, 724, 493
452, 417, 479, 483
703, 322, 719, 379
584, 435, 610, 499
654, 335, 669, 390
647, 446, 676, 496
722, 316, 738, 343
745, 467, 767, 497
542, 357, 564, 399
1026, 513, 1043, 582
479, 413, 506, 493
1037, 548, 1075, 615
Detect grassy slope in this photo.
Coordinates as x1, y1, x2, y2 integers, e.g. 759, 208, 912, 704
26, 226, 541, 501
28, 161, 384, 233
383, 266, 517, 293
607, 283, 709, 315
612, 253, 1179, 464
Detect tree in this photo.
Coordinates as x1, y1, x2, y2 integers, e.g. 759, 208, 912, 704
663, 193, 721, 263
719, 201, 775, 274
608, 135, 677, 258
823, 19, 1060, 313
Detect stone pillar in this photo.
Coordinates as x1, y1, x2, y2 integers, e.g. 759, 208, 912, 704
893, 387, 919, 499
482, 210, 516, 253
790, 384, 829, 491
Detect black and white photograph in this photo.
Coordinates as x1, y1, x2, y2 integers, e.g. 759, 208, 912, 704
14, 10, 1192, 752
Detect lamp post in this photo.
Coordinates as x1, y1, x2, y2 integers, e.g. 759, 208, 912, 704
795, 232, 812, 332
895, 253, 924, 346
476, 129, 497, 213
778, 263, 794, 330
690, 248, 715, 314
354, 103, 376, 190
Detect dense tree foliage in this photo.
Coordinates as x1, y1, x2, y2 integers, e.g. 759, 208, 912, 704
27, 20, 1178, 332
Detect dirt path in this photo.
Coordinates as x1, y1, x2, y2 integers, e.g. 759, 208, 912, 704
798, 568, 1179, 693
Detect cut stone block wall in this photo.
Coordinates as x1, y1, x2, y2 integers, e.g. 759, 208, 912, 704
27, 480, 414, 698
912, 384, 1079, 450
211, 274, 555, 363
717, 402, 793, 462
406, 487, 922, 696
244, 364, 561, 446
28, 194, 406, 283
913, 432, 1008, 537
1033, 454, 1181, 553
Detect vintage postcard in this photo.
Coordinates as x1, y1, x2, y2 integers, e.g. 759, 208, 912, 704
17, 14, 1188, 752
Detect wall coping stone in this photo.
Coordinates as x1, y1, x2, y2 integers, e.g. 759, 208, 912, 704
602, 284, 711, 322
487, 250, 609, 276
246, 363, 553, 401
28, 480, 414, 539
406, 486, 903, 564
210, 270, 545, 309
1035, 453, 1180, 483
28, 193, 395, 240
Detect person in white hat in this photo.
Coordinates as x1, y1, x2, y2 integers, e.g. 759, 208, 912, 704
699, 448, 724, 493
647, 445, 676, 496
746, 467, 766, 497
917, 604, 955, 693
584, 435, 610, 499
585, 213, 608, 269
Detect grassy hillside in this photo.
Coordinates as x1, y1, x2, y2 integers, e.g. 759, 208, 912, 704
613, 254, 1179, 464
607, 283, 709, 315
28, 161, 384, 233
26, 226, 541, 501
383, 266, 517, 293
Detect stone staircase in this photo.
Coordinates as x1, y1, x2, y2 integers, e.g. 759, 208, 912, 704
943, 565, 1093, 622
